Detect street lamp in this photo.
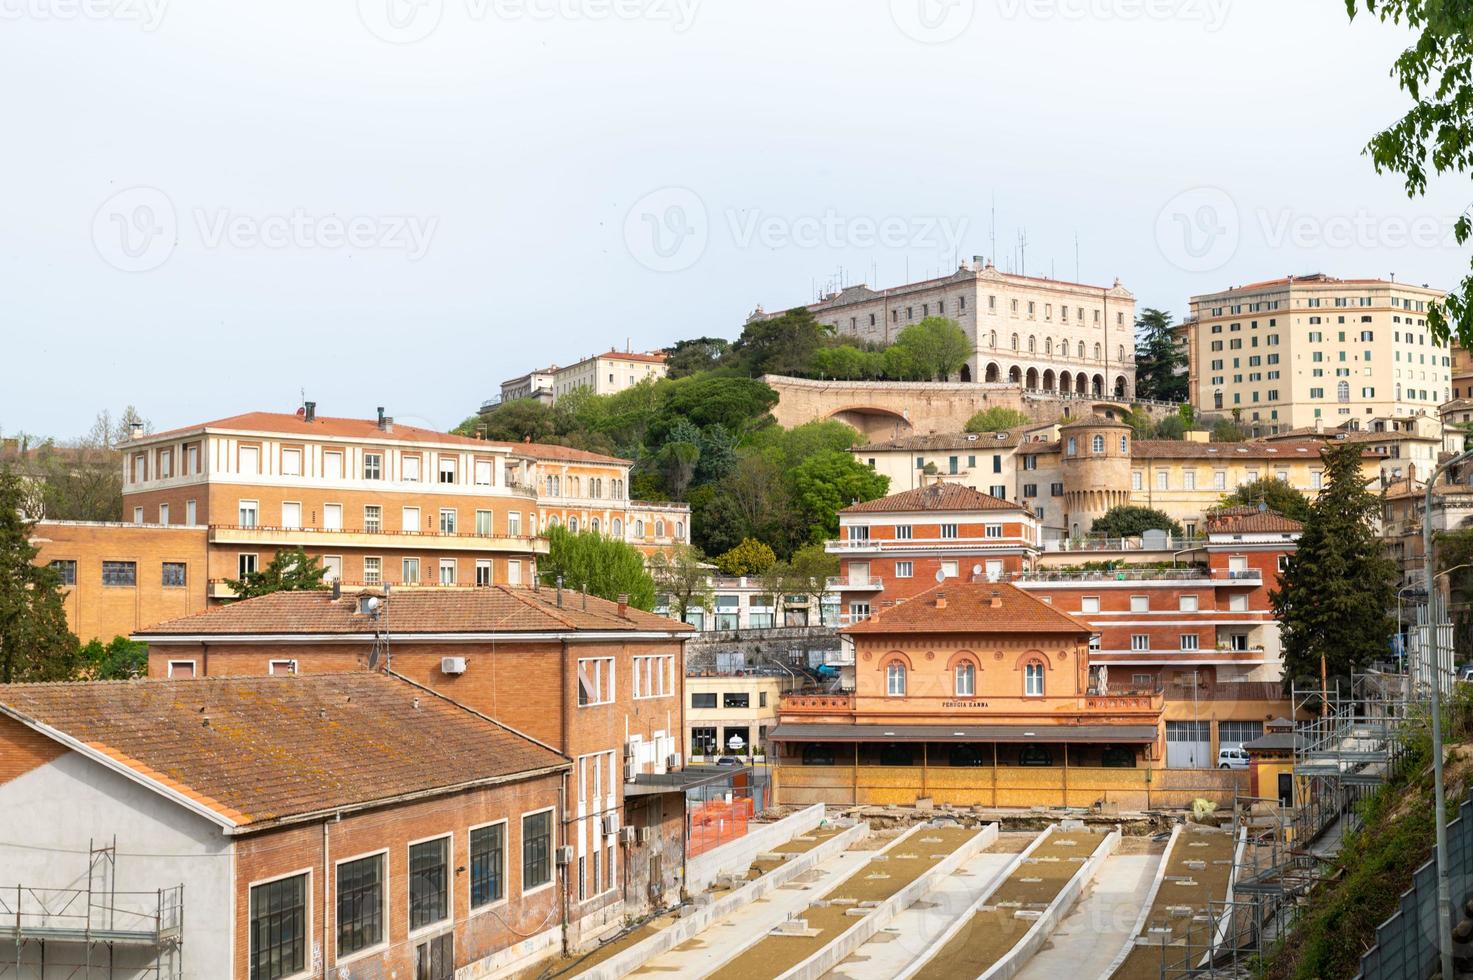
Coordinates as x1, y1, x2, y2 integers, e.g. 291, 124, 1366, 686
1421, 444, 1473, 980
1397, 583, 1427, 672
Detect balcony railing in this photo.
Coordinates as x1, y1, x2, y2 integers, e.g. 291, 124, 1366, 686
829, 538, 1034, 553
1016, 567, 1261, 584
826, 576, 884, 591
1042, 536, 1204, 553
209, 524, 547, 552
780, 693, 856, 715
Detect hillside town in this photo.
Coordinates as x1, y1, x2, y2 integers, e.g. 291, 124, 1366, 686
9, 4, 1473, 980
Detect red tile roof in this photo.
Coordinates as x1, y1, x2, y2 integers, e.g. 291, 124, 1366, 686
1206, 509, 1304, 534
857, 427, 1037, 453
482, 441, 631, 466
1131, 440, 1358, 460
843, 581, 1092, 635
0, 673, 568, 829
145, 412, 492, 448
136, 585, 692, 637
841, 483, 1023, 515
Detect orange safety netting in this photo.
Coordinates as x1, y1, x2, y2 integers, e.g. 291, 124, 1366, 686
686, 796, 755, 857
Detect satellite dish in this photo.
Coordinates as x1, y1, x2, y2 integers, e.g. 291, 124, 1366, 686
972, 564, 982, 576
366, 596, 381, 617
935, 569, 946, 583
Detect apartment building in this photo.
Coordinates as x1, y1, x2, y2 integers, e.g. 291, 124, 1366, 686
1453, 343, 1473, 400
827, 483, 1042, 623
498, 350, 669, 406
1261, 413, 1445, 483
1181, 274, 1448, 431
774, 258, 1137, 397
134, 586, 698, 944
0, 673, 570, 979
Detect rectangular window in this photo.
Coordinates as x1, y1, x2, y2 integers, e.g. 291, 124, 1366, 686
1081, 596, 1101, 613
279, 448, 302, 477
507, 560, 522, 585
50, 559, 77, 585
470, 824, 505, 908
102, 560, 136, 587
239, 445, 260, 476
896, 561, 914, 578
523, 810, 553, 891
985, 524, 1003, 539
364, 557, 382, 586
239, 554, 259, 579
691, 692, 717, 709
186, 499, 197, 525
323, 504, 343, 531
239, 500, 259, 528
249, 873, 307, 980
402, 506, 420, 532
364, 505, 382, 533
940, 560, 958, 578
475, 559, 492, 587
439, 509, 457, 534
1179, 595, 1199, 612
402, 455, 421, 482
363, 453, 382, 480
475, 510, 493, 535
281, 501, 302, 530
438, 559, 456, 586
323, 451, 343, 480
402, 558, 420, 585
1179, 634, 1200, 651
1131, 634, 1150, 651
408, 837, 449, 931
474, 459, 494, 486
508, 512, 521, 536
895, 525, 912, 540
162, 562, 187, 588
1183, 470, 1196, 491
1130, 594, 1149, 612
336, 854, 384, 957
939, 523, 958, 539
438, 458, 457, 484
577, 657, 616, 706
1156, 471, 1168, 491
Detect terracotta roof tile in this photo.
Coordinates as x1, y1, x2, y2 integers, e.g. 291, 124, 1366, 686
1130, 439, 1366, 460
841, 483, 1024, 515
136, 585, 693, 637
1205, 509, 1304, 534
843, 581, 1093, 635
856, 426, 1039, 453
0, 673, 569, 828
144, 412, 493, 448
480, 441, 631, 465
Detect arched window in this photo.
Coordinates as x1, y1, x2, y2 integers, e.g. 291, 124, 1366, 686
1077, 341, 1085, 358
1118, 344, 1126, 362
676, 521, 684, 541
955, 663, 975, 697
635, 519, 644, 537
553, 476, 561, 496
612, 518, 623, 536
590, 517, 600, 534
548, 514, 559, 527
989, 330, 997, 348
1044, 338, 1053, 355
1011, 334, 1019, 351
1094, 343, 1102, 361
1337, 381, 1350, 403
655, 520, 665, 537
568, 517, 578, 533
1092, 435, 1105, 453
1067, 437, 1077, 456
1120, 435, 1128, 454
1025, 662, 1045, 696
886, 662, 907, 697
1028, 335, 1036, 353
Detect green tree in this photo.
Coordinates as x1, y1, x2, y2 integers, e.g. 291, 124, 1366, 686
1219, 478, 1312, 523
654, 418, 703, 499
460, 398, 562, 443
655, 376, 779, 439
1133, 308, 1188, 402
1272, 442, 1398, 687
789, 450, 890, 544
79, 635, 148, 680
224, 546, 328, 601
773, 543, 838, 619
1209, 416, 1248, 443
650, 545, 715, 622
727, 308, 827, 377
965, 407, 1031, 433
1346, 0, 1473, 345
714, 538, 777, 576
1090, 506, 1183, 538
0, 468, 79, 683
664, 337, 730, 378
893, 317, 971, 381
538, 526, 656, 609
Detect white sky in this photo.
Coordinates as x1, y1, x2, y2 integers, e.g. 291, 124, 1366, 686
2, 0, 1469, 437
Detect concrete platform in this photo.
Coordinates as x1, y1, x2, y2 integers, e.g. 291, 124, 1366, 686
1012, 852, 1162, 980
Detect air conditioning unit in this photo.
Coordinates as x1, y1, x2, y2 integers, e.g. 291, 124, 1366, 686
619, 826, 636, 845
666, 753, 682, 771
638, 827, 654, 845
602, 813, 620, 836
624, 758, 636, 783
440, 657, 467, 675
555, 845, 574, 866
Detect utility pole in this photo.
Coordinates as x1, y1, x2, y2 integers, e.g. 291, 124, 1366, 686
1422, 445, 1473, 980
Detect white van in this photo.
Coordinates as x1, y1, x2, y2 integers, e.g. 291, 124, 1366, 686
1217, 747, 1250, 770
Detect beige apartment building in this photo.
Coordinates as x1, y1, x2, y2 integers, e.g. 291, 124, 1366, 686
499, 349, 669, 405
1182, 274, 1448, 432
772, 258, 1138, 399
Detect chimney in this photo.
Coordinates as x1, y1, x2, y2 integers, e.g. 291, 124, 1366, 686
331, 579, 341, 600
377, 406, 386, 429
556, 575, 564, 608
617, 593, 629, 618
935, 591, 947, 610
128, 421, 144, 440
990, 590, 1002, 609
304, 401, 316, 423
1313, 417, 1323, 434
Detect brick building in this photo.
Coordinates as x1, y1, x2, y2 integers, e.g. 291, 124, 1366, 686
134, 585, 699, 944
828, 483, 1041, 622
0, 673, 569, 979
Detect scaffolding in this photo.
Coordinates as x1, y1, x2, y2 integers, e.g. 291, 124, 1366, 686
1, 840, 183, 980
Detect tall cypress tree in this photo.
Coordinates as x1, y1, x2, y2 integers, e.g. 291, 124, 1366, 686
0, 468, 80, 683
1271, 442, 1397, 689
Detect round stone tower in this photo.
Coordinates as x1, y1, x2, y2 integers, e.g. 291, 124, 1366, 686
1059, 409, 1134, 538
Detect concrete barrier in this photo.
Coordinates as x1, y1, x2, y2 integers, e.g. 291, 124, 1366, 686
976, 827, 1122, 980
686, 803, 827, 895
569, 818, 868, 980
1097, 823, 1183, 980
772, 822, 999, 980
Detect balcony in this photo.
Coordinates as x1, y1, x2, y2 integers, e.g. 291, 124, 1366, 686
780, 693, 856, 716
1042, 536, 1203, 554
208, 524, 549, 554
826, 575, 884, 592
1015, 567, 1260, 585
828, 538, 1034, 555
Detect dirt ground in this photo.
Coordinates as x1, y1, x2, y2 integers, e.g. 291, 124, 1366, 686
909, 832, 1102, 980
1108, 826, 1237, 980
712, 825, 980, 980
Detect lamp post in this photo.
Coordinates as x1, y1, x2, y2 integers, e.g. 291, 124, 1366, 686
1421, 446, 1473, 980
1397, 583, 1424, 670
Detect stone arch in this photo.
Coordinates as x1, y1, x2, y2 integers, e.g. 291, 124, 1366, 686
1114, 375, 1128, 399
946, 650, 982, 672
1092, 374, 1104, 396
1058, 371, 1072, 395
1025, 367, 1039, 390
1008, 366, 1022, 384
960, 363, 972, 382
1013, 649, 1053, 672
985, 362, 1001, 383
879, 650, 915, 672
1042, 369, 1055, 392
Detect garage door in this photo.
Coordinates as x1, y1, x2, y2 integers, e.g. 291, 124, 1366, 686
1166, 721, 1211, 769
1218, 721, 1264, 754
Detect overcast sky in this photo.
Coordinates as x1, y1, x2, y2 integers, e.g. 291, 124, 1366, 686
2, 0, 1468, 438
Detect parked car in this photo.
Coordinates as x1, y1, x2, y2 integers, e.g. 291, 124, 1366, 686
715, 756, 742, 767
1217, 747, 1251, 770
1458, 665, 1473, 683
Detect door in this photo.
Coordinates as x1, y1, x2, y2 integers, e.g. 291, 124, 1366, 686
850, 562, 870, 586
1277, 772, 1293, 807
415, 931, 453, 980
1165, 721, 1211, 769
324, 504, 343, 531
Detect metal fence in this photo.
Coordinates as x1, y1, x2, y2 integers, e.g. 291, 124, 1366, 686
1357, 785, 1473, 979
